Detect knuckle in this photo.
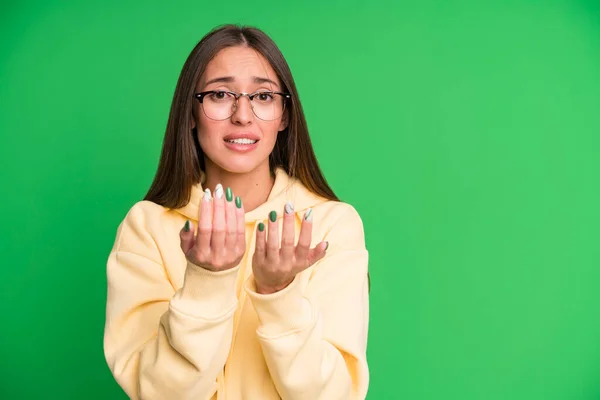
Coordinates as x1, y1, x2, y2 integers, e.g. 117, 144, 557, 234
297, 240, 310, 249
210, 257, 224, 269
281, 237, 295, 246
192, 250, 207, 263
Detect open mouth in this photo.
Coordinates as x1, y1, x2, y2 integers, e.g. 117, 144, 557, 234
224, 138, 258, 144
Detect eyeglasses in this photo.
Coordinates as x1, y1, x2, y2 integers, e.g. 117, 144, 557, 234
194, 90, 291, 121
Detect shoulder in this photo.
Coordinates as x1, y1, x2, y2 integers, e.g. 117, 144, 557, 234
313, 200, 366, 249
118, 200, 169, 232
315, 200, 364, 227
111, 200, 171, 254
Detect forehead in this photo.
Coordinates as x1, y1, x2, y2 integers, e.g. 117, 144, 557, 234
200, 46, 279, 86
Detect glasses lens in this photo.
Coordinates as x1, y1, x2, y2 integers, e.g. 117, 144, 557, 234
201, 91, 236, 120
251, 92, 286, 121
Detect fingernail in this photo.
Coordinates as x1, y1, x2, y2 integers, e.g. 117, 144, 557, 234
184, 220, 190, 232
235, 196, 242, 209
284, 202, 294, 215
214, 184, 224, 199
258, 222, 265, 232
203, 188, 212, 202
325, 241, 329, 250
226, 187, 233, 202
269, 210, 277, 222
304, 208, 313, 222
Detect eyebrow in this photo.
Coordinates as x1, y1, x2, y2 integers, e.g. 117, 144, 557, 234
203, 76, 280, 88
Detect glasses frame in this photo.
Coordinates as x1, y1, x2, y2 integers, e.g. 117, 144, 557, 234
193, 90, 291, 121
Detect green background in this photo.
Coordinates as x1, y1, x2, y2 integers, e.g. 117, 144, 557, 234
2, 0, 600, 399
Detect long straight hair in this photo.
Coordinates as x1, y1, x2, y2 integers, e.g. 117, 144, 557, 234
144, 24, 338, 209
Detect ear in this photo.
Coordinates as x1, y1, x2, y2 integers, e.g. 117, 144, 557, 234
190, 108, 197, 130
278, 109, 289, 132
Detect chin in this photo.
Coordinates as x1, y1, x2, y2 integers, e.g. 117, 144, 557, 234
213, 157, 267, 175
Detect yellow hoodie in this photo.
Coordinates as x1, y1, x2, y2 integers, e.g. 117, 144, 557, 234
103, 168, 370, 399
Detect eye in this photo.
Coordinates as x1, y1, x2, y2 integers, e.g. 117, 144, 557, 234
208, 91, 231, 101
255, 92, 274, 102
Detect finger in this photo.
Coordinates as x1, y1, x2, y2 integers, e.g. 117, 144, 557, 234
224, 186, 237, 250
307, 241, 329, 266
197, 189, 213, 251
180, 220, 195, 254
211, 183, 226, 252
235, 195, 246, 253
295, 208, 313, 261
254, 221, 266, 263
266, 210, 280, 262
280, 202, 295, 261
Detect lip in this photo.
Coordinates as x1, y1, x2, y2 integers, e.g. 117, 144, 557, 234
223, 132, 260, 141
223, 139, 259, 153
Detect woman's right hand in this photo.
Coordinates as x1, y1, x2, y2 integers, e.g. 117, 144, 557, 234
180, 184, 246, 272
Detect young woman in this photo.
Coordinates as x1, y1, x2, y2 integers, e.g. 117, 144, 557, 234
103, 24, 370, 400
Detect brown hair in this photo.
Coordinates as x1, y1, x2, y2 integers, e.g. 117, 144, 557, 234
144, 24, 338, 208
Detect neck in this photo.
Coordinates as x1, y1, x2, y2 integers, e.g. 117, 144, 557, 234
203, 160, 275, 213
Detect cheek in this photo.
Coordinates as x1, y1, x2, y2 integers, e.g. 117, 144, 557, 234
196, 121, 224, 151
259, 120, 282, 145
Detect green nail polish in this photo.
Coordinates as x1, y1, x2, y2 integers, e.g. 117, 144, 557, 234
258, 222, 265, 232
225, 187, 233, 202
184, 220, 190, 232
269, 211, 277, 222
235, 196, 242, 209
325, 241, 329, 250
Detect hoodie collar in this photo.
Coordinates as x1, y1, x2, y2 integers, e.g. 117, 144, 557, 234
175, 167, 327, 223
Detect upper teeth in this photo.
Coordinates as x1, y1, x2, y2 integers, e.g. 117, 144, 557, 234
227, 138, 257, 144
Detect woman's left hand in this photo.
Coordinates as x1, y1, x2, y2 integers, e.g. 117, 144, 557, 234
252, 203, 328, 295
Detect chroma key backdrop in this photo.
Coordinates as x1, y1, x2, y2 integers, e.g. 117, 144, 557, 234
1, 1, 600, 399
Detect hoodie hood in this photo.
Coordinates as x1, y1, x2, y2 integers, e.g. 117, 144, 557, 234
175, 167, 329, 223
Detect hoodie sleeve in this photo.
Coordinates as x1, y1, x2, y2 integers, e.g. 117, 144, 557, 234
245, 204, 370, 400
103, 203, 238, 400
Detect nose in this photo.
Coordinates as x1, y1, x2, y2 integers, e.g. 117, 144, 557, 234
231, 95, 253, 125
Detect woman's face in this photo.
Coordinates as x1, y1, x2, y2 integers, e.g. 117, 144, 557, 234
192, 46, 288, 175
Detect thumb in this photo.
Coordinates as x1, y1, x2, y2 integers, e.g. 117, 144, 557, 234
180, 220, 195, 254
307, 241, 328, 266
